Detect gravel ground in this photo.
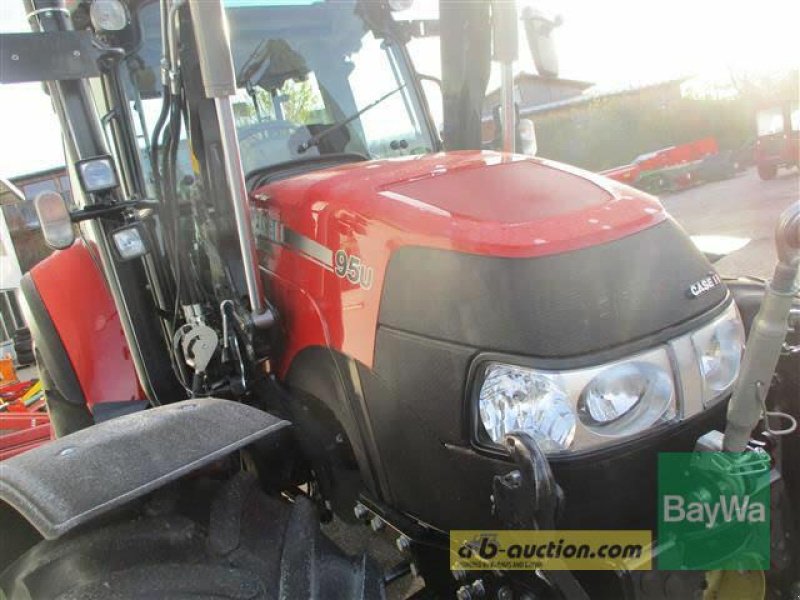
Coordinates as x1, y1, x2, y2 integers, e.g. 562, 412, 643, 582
661, 167, 799, 279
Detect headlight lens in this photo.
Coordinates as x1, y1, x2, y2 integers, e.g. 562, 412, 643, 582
90, 0, 129, 32
578, 362, 674, 436
474, 301, 743, 455
76, 156, 119, 193
691, 304, 745, 403
477, 347, 675, 454
479, 364, 576, 452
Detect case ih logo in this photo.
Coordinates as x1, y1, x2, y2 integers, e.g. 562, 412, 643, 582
687, 272, 721, 298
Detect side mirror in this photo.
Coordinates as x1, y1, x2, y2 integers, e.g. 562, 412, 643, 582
521, 7, 561, 78
34, 191, 75, 250
418, 75, 444, 133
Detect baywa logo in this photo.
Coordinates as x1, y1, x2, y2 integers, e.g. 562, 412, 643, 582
657, 451, 771, 570
663, 494, 766, 529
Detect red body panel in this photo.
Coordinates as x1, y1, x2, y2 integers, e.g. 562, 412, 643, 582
253, 151, 666, 373
29, 241, 142, 410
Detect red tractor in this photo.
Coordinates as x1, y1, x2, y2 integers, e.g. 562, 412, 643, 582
0, 1, 799, 598
755, 102, 800, 180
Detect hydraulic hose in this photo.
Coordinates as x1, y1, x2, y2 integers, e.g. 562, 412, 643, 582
723, 203, 800, 451
149, 88, 171, 195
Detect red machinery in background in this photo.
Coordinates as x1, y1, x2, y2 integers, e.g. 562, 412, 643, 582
755, 101, 800, 180
0, 378, 51, 460
602, 137, 729, 192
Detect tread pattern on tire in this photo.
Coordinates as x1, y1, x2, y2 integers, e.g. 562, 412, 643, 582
0, 476, 385, 599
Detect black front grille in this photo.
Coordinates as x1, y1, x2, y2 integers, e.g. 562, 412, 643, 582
379, 219, 726, 358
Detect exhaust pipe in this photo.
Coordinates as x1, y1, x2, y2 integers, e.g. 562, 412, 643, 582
723, 203, 800, 451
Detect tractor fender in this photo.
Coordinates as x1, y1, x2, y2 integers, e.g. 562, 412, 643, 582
0, 398, 289, 568
284, 347, 390, 518
19, 241, 144, 433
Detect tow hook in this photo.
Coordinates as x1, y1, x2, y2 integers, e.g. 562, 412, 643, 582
492, 433, 590, 600
492, 433, 562, 530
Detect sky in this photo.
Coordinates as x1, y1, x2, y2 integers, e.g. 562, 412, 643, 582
1, 0, 799, 178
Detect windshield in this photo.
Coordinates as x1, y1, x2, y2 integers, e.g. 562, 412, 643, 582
756, 107, 785, 136
127, 0, 435, 187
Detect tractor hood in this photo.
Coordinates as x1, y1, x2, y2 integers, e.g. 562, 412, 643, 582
253, 151, 665, 259
254, 151, 725, 366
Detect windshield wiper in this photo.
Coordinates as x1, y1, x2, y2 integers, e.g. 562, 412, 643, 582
296, 83, 406, 154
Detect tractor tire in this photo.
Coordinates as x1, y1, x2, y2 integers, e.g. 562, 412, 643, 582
758, 163, 778, 180
14, 351, 34, 367
12, 328, 33, 366
0, 474, 385, 599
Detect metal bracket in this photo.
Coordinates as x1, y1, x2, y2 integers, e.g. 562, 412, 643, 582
782, 307, 800, 355
781, 342, 800, 356
0, 31, 101, 84
491, 433, 589, 600
180, 325, 219, 375
491, 433, 562, 530
757, 381, 798, 437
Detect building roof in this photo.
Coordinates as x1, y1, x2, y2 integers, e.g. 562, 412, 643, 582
9, 166, 67, 185
485, 72, 594, 98
520, 76, 689, 116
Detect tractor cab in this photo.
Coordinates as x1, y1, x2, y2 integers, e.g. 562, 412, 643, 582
1, 1, 799, 598
125, 0, 438, 189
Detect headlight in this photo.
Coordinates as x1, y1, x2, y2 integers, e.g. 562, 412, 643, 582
90, 0, 129, 32
76, 156, 119, 194
474, 301, 743, 455
691, 303, 745, 404
479, 364, 576, 452
111, 224, 148, 261
476, 346, 675, 454
578, 362, 674, 436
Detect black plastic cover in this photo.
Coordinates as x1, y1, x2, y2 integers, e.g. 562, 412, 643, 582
0, 399, 289, 539
0, 31, 101, 84
379, 220, 727, 357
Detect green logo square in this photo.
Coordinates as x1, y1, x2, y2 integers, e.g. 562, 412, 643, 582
657, 451, 770, 570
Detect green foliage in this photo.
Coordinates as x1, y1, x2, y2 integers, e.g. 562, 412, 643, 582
281, 79, 320, 123
232, 80, 320, 125
233, 88, 274, 124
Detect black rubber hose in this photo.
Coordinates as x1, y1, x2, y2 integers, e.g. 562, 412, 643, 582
149, 89, 172, 197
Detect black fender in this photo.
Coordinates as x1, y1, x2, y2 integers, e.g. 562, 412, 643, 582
284, 347, 390, 520
18, 272, 95, 436
0, 399, 289, 570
